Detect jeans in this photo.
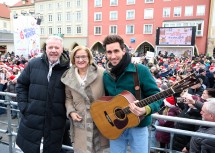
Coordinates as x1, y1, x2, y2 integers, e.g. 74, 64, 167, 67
110, 126, 149, 153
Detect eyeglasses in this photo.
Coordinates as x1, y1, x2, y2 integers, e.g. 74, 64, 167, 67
74, 55, 88, 60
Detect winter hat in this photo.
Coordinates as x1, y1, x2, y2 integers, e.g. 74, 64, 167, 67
9, 75, 16, 81
209, 66, 215, 72
164, 96, 176, 108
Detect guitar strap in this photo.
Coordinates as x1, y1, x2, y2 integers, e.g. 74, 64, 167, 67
133, 64, 141, 100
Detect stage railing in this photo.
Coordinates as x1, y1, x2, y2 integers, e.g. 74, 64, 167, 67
1, 91, 215, 153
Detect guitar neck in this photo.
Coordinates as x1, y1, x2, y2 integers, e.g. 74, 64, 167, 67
123, 88, 174, 114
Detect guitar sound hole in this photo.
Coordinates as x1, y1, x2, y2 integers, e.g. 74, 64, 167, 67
115, 108, 125, 119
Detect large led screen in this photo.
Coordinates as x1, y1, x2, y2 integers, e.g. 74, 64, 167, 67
156, 27, 196, 46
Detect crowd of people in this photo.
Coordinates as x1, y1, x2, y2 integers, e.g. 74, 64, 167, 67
0, 35, 215, 153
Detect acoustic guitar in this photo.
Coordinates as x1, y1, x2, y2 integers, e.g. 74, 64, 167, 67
90, 73, 200, 140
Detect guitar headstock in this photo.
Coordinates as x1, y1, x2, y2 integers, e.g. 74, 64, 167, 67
172, 73, 201, 93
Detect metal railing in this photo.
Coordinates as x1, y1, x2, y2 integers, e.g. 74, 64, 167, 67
1, 91, 215, 153
150, 114, 215, 153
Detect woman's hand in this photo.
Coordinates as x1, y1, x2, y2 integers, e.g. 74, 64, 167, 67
70, 112, 83, 122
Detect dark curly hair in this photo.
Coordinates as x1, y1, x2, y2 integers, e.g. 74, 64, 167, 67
102, 35, 125, 51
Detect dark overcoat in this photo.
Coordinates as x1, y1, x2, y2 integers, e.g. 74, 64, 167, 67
16, 52, 70, 153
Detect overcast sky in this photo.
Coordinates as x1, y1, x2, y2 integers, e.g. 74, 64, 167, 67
0, 0, 19, 6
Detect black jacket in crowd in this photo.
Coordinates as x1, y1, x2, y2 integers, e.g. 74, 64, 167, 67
172, 86, 204, 151
190, 126, 215, 153
16, 51, 70, 153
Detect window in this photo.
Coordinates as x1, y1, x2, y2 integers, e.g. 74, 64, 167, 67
110, 0, 118, 6
76, 26, 82, 34
126, 10, 135, 20
163, 23, 169, 27
144, 24, 153, 34
110, 11, 118, 20
76, 0, 81, 7
196, 22, 203, 36
57, 13, 62, 21
76, 11, 81, 21
39, 5, 43, 11
174, 7, 181, 17
185, 6, 193, 16
57, 27, 62, 34
183, 23, 188, 26
126, 25, 134, 34
145, 0, 154, 3
66, 12, 71, 21
94, 26, 102, 35
48, 14, 53, 22
109, 25, 117, 34
94, 12, 102, 21
3, 22, 7, 28
48, 27, 53, 35
95, 0, 102, 7
66, 1, 71, 8
57, 3, 62, 9
39, 15, 44, 23
127, 0, 135, 5
196, 5, 205, 16
48, 3, 52, 10
144, 8, 153, 19
40, 27, 45, 35
67, 26, 71, 34
162, 20, 204, 37
163, 8, 170, 17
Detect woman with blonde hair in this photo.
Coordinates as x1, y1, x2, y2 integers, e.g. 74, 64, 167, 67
61, 46, 108, 153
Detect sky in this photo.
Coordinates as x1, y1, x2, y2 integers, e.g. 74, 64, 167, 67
0, 0, 19, 6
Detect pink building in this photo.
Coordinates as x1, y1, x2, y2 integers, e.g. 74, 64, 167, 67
88, 0, 211, 56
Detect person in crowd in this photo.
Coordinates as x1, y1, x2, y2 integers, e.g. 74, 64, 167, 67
189, 101, 215, 152
150, 66, 160, 79
198, 68, 210, 89
16, 35, 70, 153
61, 46, 108, 153
182, 88, 215, 112
156, 96, 180, 153
172, 77, 204, 152
102, 35, 162, 153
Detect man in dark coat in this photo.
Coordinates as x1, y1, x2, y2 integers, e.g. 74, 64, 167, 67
16, 35, 70, 153
190, 101, 215, 153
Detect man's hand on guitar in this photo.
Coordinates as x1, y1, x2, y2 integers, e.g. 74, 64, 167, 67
70, 112, 83, 121
129, 101, 146, 116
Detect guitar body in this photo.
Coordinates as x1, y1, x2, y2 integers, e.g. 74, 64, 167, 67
90, 73, 200, 140
90, 91, 140, 140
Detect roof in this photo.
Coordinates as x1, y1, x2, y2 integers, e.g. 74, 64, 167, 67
11, 1, 34, 7
0, 3, 10, 19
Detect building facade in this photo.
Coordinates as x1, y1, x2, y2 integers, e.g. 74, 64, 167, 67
34, 0, 88, 51
88, 0, 211, 56
0, 3, 13, 53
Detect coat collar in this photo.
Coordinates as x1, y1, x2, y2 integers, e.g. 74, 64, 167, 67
61, 63, 98, 92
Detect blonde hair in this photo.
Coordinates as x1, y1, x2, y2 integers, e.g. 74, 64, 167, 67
70, 46, 94, 65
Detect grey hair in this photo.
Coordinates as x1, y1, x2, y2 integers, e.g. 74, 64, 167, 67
205, 101, 215, 115
46, 35, 63, 46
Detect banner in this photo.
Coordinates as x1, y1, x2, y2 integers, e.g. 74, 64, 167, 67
13, 15, 40, 58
